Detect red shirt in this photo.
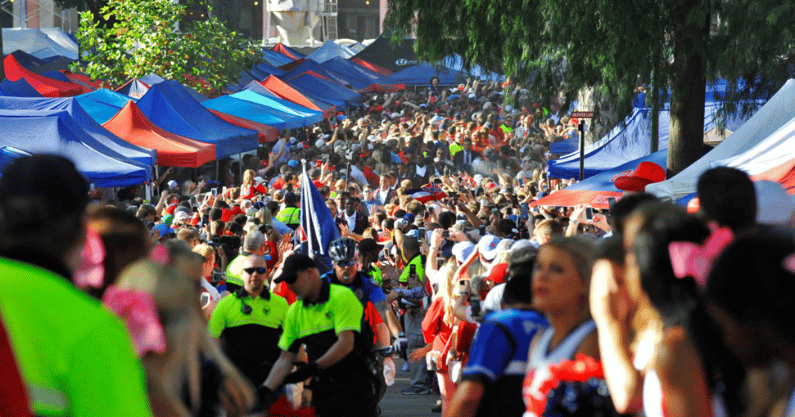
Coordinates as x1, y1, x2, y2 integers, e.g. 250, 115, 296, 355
272, 177, 286, 191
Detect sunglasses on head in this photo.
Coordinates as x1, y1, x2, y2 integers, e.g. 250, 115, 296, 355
243, 267, 268, 275
335, 259, 357, 267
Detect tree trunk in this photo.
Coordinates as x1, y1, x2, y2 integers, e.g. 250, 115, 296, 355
668, 32, 706, 176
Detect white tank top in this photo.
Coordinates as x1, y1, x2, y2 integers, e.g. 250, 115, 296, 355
523, 320, 597, 417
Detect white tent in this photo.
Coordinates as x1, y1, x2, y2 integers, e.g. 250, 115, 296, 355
2, 28, 78, 60
718, 115, 795, 176
647, 79, 795, 201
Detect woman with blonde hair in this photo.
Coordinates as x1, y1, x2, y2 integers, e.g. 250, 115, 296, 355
237, 169, 266, 201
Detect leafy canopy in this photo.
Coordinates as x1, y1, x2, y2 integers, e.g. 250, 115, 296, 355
71, 0, 261, 96
386, 0, 795, 174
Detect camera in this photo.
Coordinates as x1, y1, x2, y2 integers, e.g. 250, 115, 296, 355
211, 270, 226, 284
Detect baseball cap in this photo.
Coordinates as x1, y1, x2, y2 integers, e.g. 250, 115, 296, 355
274, 253, 317, 284
452, 242, 476, 264
167, 180, 178, 189
287, 160, 300, 168
359, 238, 382, 254
173, 211, 190, 224
152, 223, 175, 238
478, 235, 501, 261
162, 214, 174, 226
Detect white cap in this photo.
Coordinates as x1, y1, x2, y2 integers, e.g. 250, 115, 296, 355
173, 211, 190, 223
315, 139, 326, 148
473, 174, 484, 184
167, 180, 178, 189
478, 235, 501, 261
754, 180, 795, 225
452, 241, 475, 264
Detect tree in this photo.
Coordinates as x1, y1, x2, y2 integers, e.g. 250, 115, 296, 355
385, 0, 795, 176
71, 0, 261, 96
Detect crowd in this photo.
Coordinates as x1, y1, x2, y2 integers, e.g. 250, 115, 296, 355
2, 77, 795, 417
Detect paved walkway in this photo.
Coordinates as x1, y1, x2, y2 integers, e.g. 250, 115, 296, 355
380, 358, 440, 417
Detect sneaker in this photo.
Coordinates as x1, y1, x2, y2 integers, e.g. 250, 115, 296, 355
401, 387, 433, 395
431, 404, 442, 413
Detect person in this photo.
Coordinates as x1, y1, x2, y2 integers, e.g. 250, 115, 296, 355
208, 255, 288, 389
261, 253, 378, 417
226, 231, 270, 291
0, 155, 151, 416
707, 229, 795, 414
449, 269, 547, 417
193, 243, 224, 320
601, 202, 743, 417
696, 166, 757, 233
276, 192, 301, 230
523, 236, 599, 415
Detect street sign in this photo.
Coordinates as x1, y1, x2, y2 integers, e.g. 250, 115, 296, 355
571, 111, 594, 118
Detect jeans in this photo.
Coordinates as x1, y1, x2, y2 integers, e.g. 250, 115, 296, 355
404, 307, 432, 390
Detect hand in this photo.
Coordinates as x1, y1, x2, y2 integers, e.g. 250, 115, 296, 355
589, 259, 632, 326
392, 334, 408, 356
257, 385, 278, 411
339, 223, 351, 237
219, 371, 256, 417
283, 362, 323, 384
301, 385, 312, 408
430, 228, 445, 250
408, 343, 433, 363
570, 204, 587, 223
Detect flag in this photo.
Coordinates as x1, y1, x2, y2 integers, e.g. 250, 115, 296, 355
406, 183, 447, 203
300, 160, 340, 260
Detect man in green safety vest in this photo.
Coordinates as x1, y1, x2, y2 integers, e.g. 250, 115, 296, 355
276, 192, 301, 230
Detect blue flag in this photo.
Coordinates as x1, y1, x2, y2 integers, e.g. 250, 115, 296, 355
300, 160, 340, 262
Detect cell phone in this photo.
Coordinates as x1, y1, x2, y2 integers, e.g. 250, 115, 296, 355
449, 191, 458, 199
585, 207, 594, 221
438, 257, 446, 269
520, 202, 529, 220
608, 197, 617, 210
458, 279, 467, 287
190, 195, 197, 207
442, 230, 450, 239
418, 227, 426, 240
211, 188, 218, 197
202, 214, 210, 225
491, 208, 499, 217
479, 224, 486, 236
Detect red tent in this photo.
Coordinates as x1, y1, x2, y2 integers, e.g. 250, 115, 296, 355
260, 75, 336, 118
3, 55, 82, 97
271, 43, 304, 61
752, 158, 795, 193
103, 101, 217, 168
61, 71, 106, 90
207, 109, 279, 143
350, 58, 394, 76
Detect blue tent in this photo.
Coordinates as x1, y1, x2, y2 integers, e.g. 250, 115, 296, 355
0, 145, 31, 178
281, 59, 353, 88
76, 89, 134, 124
139, 73, 165, 85
230, 90, 324, 126
547, 101, 749, 179
549, 136, 580, 155
0, 94, 156, 166
348, 42, 365, 53
320, 57, 399, 91
181, 84, 208, 103
285, 73, 363, 108
0, 79, 43, 97
116, 79, 151, 99
228, 70, 258, 93
0, 111, 150, 187
254, 62, 286, 78
136, 80, 258, 158
261, 49, 293, 67
385, 64, 466, 86
307, 40, 355, 63
243, 81, 282, 99
201, 96, 294, 130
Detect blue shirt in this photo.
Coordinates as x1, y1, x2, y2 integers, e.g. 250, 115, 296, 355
463, 309, 548, 417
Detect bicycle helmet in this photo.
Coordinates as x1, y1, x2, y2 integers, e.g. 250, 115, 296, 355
329, 237, 358, 261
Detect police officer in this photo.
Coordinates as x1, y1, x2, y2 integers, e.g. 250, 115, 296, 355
276, 192, 300, 230
261, 253, 378, 417
208, 255, 288, 388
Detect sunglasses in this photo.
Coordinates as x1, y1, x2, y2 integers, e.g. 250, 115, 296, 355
243, 267, 268, 275
335, 260, 357, 268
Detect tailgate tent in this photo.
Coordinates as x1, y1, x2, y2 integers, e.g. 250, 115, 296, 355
351, 36, 418, 74
307, 40, 355, 63
321, 57, 404, 92
231, 90, 323, 125
285, 73, 363, 108
116, 79, 151, 99
103, 101, 217, 168
0, 79, 43, 97
547, 101, 749, 180
0, 94, 156, 166
262, 49, 294, 67
260, 75, 335, 118
533, 150, 669, 209
350, 58, 393, 76
76, 89, 131, 124
0, 146, 31, 177
385, 64, 466, 86
0, 111, 150, 187
647, 79, 795, 201
201, 95, 293, 131
2, 28, 78, 60
136, 81, 258, 159
206, 108, 280, 143
3, 54, 82, 97
281, 59, 353, 87
272, 43, 305, 60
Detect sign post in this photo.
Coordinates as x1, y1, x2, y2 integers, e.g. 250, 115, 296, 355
572, 112, 594, 181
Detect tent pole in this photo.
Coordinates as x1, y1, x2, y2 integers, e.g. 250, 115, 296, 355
239, 152, 243, 181
155, 165, 160, 196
